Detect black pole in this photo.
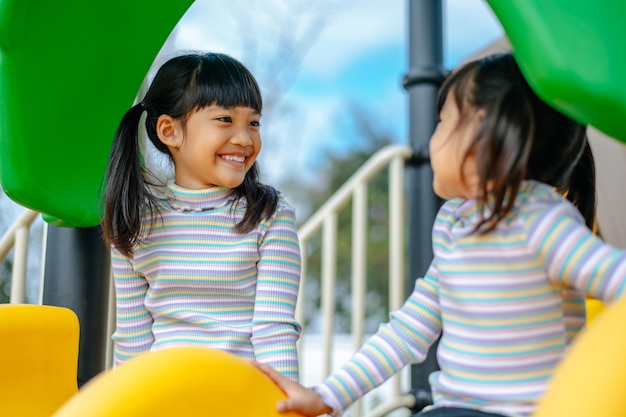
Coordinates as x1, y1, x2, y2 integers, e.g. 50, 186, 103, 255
403, 0, 445, 412
42, 225, 111, 387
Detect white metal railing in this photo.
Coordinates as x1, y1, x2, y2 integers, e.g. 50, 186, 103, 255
297, 144, 414, 417
1, 144, 417, 417
0, 208, 40, 303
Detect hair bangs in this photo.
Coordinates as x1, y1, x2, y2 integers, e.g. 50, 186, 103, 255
192, 54, 263, 113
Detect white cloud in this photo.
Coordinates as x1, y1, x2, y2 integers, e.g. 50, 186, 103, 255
172, 1, 243, 55
259, 94, 346, 171
444, 0, 503, 66
298, 0, 405, 78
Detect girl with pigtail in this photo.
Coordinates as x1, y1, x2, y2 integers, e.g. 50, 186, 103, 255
100, 52, 302, 381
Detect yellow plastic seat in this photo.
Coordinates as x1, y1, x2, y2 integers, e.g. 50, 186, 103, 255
0, 304, 79, 416
535, 296, 626, 416
52, 347, 303, 417
585, 298, 605, 325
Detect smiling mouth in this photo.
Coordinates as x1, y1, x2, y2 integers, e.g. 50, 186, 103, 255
220, 155, 246, 163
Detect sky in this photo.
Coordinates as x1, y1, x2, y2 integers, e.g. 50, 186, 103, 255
151, 0, 504, 195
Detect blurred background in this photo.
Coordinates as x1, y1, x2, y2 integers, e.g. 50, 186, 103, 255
0, 0, 502, 328
0, 2, 522, 413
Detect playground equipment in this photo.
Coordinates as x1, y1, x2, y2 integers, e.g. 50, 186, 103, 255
0, 0, 193, 227
487, 0, 626, 143
0, 304, 302, 417
51, 347, 303, 417
1, 0, 626, 416
0, 304, 79, 417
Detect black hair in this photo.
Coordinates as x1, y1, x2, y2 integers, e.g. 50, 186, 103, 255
437, 52, 595, 231
101, 52, 279, 257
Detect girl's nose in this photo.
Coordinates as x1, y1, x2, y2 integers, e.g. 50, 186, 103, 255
231, 129, 253, 146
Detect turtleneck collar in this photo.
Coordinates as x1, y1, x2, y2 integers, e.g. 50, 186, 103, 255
452, 180, 537, 224
164, 180, 236, 212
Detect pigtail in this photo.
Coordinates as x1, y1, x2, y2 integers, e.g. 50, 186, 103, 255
563, 138, 596, 229
101, 103, 157, 257
234, 162, 279, 233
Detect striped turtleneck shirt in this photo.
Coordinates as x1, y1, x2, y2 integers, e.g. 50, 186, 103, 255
315, 181, 626, 416
111, 181, 302, 381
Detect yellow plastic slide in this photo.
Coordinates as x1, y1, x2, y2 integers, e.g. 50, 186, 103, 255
51, 347, 303, 417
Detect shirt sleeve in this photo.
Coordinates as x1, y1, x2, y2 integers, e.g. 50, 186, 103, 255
111, 247, 154, 365
527, 202, 626, 302
251, 202, 302, 382
313, 263, 443, 416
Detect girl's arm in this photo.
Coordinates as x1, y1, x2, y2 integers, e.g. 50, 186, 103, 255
256, 269, 442, 417
312, 268, 441, 416
529, 202, 626, 301
251, 202, 302, 381
110, 247, 154, 365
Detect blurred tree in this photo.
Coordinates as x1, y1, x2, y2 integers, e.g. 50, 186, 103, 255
0, 258, 11, 303
232, 0, 347, 166
1, 189, 14, 303
283, 102, 401, 333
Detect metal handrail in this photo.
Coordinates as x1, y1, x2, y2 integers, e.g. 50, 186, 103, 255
297, 144, 414, 417
0, 208, 39, 303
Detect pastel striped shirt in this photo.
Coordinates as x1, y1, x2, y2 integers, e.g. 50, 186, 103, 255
111, 181, 302, 381
315, 181, 626, 416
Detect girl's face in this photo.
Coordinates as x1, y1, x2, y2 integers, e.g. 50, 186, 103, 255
158, 104, 262, 189
429, 91, 482, 200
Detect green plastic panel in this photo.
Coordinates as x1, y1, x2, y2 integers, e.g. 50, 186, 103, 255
0, 0, 193, 227
487, 0, 626, 143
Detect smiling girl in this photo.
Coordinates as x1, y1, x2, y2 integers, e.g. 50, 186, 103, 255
100, 52, 302, 381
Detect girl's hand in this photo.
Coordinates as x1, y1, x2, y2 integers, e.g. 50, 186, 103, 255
253, 361, 333, 416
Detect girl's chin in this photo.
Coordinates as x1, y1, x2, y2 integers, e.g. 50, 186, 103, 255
220, 177, 247, 189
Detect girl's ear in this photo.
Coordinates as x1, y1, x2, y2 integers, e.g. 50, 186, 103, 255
156, 115, 182, 149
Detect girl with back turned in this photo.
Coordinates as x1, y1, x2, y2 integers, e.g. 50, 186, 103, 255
257, 53, 626, 415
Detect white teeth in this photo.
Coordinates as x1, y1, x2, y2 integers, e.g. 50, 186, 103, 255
222, 155, 245, 163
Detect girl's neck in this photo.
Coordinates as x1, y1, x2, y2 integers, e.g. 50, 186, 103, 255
165, 180, 235, 212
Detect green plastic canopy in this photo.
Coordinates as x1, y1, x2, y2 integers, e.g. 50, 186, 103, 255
487, 0, 626, 143
0, 0, 193, 227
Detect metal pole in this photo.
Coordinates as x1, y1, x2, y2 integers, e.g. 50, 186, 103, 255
403, 0, 445, 412
42, 225, 111, 387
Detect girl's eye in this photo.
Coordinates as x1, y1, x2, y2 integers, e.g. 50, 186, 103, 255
217, 116, 232, 123
250, 120, 261, 128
